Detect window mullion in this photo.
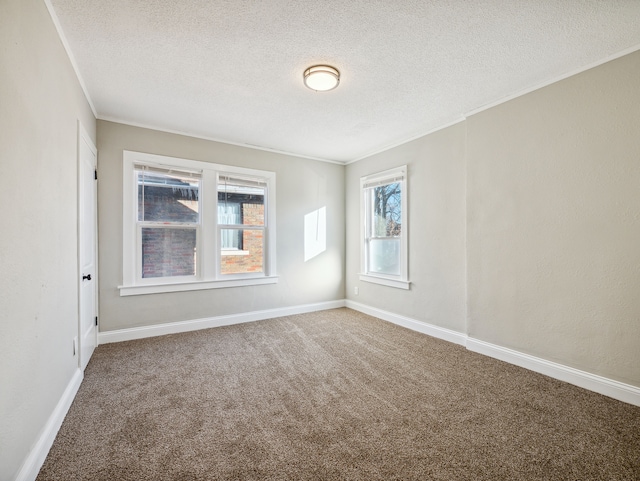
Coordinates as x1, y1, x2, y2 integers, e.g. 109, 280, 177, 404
201, 171, 217, 281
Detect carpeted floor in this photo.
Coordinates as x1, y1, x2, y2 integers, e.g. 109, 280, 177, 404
37, 308, 640, 480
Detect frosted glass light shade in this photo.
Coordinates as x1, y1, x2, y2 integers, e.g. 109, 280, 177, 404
303, 65, 340, 91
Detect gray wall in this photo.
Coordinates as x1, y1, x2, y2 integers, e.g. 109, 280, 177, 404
0, 0, 97, 479
345, 122, 468, 333
466, 50, 640, 387
97, 120, 345, 332
346, 50, 640, 388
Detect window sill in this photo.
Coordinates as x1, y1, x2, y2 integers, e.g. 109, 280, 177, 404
359, 274, 410, 290
221, 249, 250, 256
119, 276, 278, 296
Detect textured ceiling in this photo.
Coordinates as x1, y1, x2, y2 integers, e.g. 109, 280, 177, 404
49, 0, 640, 163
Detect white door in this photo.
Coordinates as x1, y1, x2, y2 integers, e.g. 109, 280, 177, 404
78, 123, 98, 371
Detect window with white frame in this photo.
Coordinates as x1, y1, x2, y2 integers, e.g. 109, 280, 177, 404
121, 151, 276, 296
360, 165, 409, 289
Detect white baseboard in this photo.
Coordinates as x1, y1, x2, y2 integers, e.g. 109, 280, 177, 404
15, 368, 83, 481
84, 299, 640, 432
15, 301, 640, 481
345, 300, 468, 346
99, 299, 347, 344
346, 300, 640, 407
466, 338, 640, 407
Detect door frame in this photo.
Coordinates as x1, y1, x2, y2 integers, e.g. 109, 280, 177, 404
77, 120, 98, 370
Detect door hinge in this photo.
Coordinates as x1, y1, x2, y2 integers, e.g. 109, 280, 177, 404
95, 316, 98, 326
94, 169, 98, 180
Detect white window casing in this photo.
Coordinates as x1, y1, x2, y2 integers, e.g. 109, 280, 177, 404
360, 165, 410, 290
120, 150, 277, 296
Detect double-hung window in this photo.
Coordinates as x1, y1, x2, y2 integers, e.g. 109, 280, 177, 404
121, 151, 276, 296
360, 165, 410, 289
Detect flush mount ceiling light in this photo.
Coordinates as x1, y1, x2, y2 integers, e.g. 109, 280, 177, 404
303, 65, 340, 91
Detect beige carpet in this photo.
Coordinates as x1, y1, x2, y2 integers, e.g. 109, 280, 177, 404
37, 308, 639, 480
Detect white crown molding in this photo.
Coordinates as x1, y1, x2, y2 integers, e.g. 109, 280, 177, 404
97, 116, 346, 165
98, 299, 346, 344
465, 43, 640, 118
14, 369, 83, 481
348, 44, 640, 165
43, 0, 97, 118
346, 117, 467, 165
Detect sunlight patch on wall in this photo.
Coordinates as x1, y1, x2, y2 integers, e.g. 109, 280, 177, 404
304, 207, 326, 262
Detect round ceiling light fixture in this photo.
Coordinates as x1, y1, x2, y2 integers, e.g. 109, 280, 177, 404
303, 65, 340, 91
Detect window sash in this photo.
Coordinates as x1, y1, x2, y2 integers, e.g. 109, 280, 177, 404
362, 174, 404, 190
218, 174, 267, 188
218, 203, 242, 249
218, 226, 265, 275
134, 164, 202, 282
134, 163, 202, 178
138, 225, 200, 281
364, 182, 402, 240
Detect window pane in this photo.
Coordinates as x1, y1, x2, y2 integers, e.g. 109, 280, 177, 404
369, 183, 402, 237
138, 171, 199, 223
220, 228, 263, 274
220, 222, 242, 250
218, 178, 265, 226
218, 202, 242, 237
142, 227, 197, 278
368, 238, 401, 276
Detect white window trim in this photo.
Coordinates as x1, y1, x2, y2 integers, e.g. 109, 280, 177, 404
119, 276, 278, 297
360, 165, 410, 290
120, 150, 277, 296
358, 274, 410, 290
221, 249, 250, 256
